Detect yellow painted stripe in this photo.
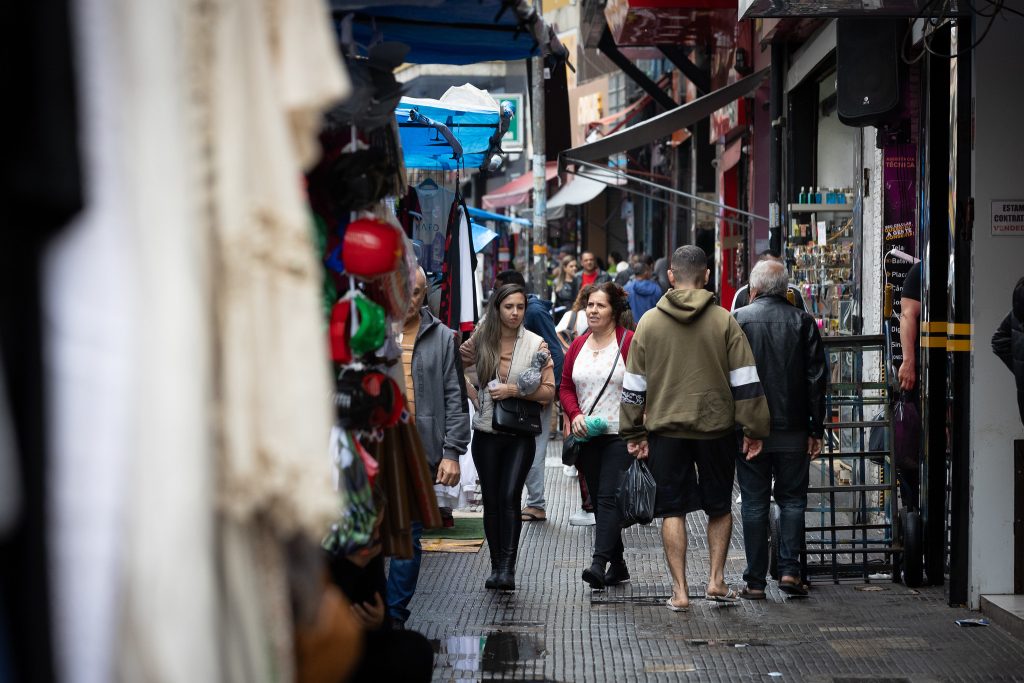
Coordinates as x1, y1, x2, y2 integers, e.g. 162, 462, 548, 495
921, 336, 949, 348
946, 339, 972, 352
924, 321, 948, 333
947, 322, 973, 336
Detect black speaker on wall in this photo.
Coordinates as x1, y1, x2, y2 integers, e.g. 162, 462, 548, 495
836, 18, 904, 127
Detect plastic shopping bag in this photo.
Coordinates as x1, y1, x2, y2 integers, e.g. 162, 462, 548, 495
892, 392, 921, 472
617, 458, 657, 527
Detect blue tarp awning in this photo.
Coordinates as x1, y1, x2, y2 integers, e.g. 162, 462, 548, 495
331, 0, 543, 65
396, 87, 504, 170
466, 206, 531, 226
470, 223, 499, 253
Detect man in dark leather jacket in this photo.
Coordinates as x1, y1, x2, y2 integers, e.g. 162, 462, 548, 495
733, 259, 827, 598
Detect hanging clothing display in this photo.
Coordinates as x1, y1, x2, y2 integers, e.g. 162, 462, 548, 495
399, 180, 457, 275
197, 0, 350, 537
438, 198, 478, 333
1, 0, 82, 682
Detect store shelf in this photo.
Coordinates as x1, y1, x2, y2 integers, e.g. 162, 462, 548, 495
788, 203, 853, 213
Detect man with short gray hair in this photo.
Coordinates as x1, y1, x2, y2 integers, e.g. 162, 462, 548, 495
733, 259, 827, 598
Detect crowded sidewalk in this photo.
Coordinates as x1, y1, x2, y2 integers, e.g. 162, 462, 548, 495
407, 441, 1024, 682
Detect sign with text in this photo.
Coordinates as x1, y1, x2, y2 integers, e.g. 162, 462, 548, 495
501, 93, 524, 151
882, 143, 917, 376
992, 200, 1024, 235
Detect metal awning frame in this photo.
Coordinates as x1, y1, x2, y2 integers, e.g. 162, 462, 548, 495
558, 67, 770, 173
564, 158, 768, 230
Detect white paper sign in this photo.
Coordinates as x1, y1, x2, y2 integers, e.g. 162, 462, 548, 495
992, 199, 1024, 235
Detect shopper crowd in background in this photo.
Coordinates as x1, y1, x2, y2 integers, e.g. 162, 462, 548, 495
447, 243, 837, 611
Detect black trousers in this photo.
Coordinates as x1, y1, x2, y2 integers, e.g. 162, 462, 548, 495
472, 430, 535, 562
576, 435, 633, 567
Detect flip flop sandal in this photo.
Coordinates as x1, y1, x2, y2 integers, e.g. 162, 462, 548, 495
520, 507, 547, 522
778, 581, 809, 597
739, 588, 767, 600
665, 598, 689, 612
705, 588, 741, 604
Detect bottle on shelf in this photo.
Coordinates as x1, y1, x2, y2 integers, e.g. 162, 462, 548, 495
799, 186, 807, 204
814, 186, 822, 204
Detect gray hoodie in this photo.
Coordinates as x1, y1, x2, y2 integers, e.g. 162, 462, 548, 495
408, 308, 471, 469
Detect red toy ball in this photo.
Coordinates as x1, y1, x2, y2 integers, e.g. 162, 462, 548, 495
342, 218, 403, 278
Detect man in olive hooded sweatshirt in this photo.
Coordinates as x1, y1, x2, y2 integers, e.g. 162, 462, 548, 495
620, 245, 770, 611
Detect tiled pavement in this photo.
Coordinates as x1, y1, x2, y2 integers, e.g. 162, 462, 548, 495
407, 441, 1024, 682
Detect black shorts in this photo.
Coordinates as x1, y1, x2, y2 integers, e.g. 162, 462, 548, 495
647, 432, 738, 518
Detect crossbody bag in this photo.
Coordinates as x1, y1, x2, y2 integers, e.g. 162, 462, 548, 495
561, 331, 626, 466
490, 334, 543, 436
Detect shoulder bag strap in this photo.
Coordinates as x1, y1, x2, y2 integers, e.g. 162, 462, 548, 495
584, 331, 627, 416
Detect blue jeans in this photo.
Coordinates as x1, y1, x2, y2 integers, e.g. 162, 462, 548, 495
735, 450, 809, 590
385, 521, 423, 623
523, 404, 552, 510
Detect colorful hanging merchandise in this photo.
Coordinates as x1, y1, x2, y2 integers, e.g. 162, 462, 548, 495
323, 429, 378, 557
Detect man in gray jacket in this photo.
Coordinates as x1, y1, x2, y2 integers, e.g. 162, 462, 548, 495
386, 266, 471, 627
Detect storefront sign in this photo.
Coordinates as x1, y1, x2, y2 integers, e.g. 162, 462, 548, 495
882, 143, 917, 374
991, 200, 1024, 235
501, 93, 524, 151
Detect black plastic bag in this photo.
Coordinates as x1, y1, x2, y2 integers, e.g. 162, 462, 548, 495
893, 392, 921, 471
617, 458, 657, 527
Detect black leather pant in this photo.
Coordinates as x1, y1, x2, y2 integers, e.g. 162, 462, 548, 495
576, 435, 632, 567
472, 430, 535, 564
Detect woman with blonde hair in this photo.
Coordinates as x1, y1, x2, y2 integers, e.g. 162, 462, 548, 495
461, 284, 555, 590
551, 255, 579, 323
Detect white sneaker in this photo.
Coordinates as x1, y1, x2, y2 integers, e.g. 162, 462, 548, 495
569, 509, 596, 526
563, 465, 578, 478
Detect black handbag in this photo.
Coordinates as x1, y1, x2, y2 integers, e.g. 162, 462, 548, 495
490, 333, 543, 436
561, 332, 626, 467
492, 397, 543, 436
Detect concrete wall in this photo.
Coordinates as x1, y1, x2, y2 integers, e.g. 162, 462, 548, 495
861, 132, 884, 337
969, 16, 1024, 607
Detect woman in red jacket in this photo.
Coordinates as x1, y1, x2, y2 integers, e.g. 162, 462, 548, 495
559, 282, 634, 590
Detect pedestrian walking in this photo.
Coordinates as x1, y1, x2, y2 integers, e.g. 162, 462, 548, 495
991, 275, 1024, 427
492, 270, 565, 525
385, 267, 470, 626
552, 255, 579, 323
623, 257, 662, 322
559, 282, 635, 589
733, 259, 827, 598
460, 284, 555, 590
731, 250, 807, 312
620, 245, 770, 611
574, 251, 611, 290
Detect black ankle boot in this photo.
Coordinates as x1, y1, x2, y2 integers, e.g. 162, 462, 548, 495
604, 560, 630, 586
582, 561, 606, 589
496, 552, 516, 590
485, 553, 500, 589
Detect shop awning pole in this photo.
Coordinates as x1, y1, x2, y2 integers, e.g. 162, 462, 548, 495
769, 40, 785, 255
530, 52, 547, 294
567, 158, 769, 224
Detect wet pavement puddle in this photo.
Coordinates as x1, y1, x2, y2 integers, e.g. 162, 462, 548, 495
432, 632, 547, 675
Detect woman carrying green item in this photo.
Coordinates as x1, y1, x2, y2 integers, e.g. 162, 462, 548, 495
558, 282, 635, 590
